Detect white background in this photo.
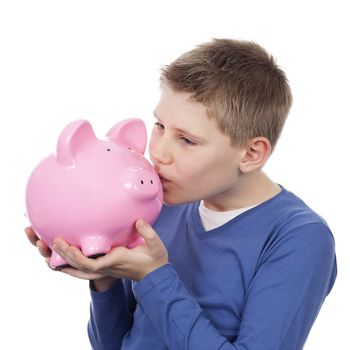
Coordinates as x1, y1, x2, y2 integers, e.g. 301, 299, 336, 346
0, 1, 348, 349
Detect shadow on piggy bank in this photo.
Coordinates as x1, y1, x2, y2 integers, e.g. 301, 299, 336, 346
25, 118, 163, 269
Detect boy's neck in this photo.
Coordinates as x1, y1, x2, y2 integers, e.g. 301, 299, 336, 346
203, 171, 281, 212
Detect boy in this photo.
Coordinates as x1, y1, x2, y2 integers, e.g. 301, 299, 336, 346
26, 39, 337, 349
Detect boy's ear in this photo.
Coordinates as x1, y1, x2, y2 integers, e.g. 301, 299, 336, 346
239, 137, 272, 174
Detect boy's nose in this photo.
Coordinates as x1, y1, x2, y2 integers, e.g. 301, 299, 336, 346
150, 137, 172, 165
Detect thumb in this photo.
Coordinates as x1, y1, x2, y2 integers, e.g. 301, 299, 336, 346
135, 219, 159, 247
136, 219, 157, 241
136, 219, 168, 264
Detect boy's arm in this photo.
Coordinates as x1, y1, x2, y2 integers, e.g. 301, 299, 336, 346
134, 223, 337, 350
88, 278, 135, 350
234, 223, 337, 349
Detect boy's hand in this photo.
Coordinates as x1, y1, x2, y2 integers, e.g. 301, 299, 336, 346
52, 219, 169, 282
25, 227, 51, 258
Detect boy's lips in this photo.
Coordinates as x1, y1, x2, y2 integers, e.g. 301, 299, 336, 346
154, 166, 172, 185
160, 176, 170, 183
158, 173, 171, 184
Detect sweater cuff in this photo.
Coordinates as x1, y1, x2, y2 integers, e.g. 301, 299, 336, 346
134, 263, 176, 299
89, 279, 123, 300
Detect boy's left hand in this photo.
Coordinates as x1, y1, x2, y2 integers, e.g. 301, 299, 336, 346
52, 219, 168, 281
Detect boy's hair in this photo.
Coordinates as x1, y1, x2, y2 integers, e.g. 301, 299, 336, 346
160, 39, 292, 149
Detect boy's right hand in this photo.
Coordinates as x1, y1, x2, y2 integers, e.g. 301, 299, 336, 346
25, 227, 51, 259
24, 226, 117, 291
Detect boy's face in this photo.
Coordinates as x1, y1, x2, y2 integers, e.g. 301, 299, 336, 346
149, 85, 245, 209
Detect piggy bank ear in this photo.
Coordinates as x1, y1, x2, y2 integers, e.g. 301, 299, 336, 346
56, 120, 96, 166
106, 118, 147, 154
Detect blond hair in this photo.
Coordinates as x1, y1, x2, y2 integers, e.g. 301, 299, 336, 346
161, 39, 292, 149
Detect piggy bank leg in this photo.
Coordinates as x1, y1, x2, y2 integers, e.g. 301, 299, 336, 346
126, 234, 145, 248
80, 236, 112, 258
50, 251, 69, 270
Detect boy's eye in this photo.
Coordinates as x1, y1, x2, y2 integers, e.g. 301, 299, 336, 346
154, 122, 164, 130
179, 136, 196, 146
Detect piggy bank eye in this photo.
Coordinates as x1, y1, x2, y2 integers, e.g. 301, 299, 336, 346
107, 149, 111, 152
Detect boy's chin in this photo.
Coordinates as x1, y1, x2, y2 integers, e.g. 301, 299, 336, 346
162, 193, 196, 206
162, 198, 178, 206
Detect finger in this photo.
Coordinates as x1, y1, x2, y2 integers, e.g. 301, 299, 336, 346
36, 240, 51, 258
52, 238, 86, 270
52, 238, 102, 272
76, 246, 130, 273
135, 219, 162, 250
59, 267, 103, 280
25, 227, 39, 246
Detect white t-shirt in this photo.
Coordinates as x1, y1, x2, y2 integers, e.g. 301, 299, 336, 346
199, 200, 255, 231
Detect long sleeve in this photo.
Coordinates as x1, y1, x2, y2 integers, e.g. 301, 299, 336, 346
88, 279, 134, 350
134, 223, 336, 350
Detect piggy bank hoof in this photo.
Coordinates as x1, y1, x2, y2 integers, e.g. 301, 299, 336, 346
80, 236, 112, 257
52, 263, 71, 271
88, 253, 106, 259
50, 251, 68, 269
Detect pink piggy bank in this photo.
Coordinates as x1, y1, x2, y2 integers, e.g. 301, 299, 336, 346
25, 118, 163, 269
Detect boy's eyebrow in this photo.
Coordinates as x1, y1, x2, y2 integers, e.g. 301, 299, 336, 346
152, 111, 206, 143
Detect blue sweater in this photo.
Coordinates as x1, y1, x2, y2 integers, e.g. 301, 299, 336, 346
88, 187, 337, 349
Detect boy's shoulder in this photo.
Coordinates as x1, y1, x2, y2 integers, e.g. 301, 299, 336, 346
252, 187, 335, 255
267, 186, 330, 229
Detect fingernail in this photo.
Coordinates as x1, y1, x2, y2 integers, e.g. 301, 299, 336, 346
138, 219, 145, 229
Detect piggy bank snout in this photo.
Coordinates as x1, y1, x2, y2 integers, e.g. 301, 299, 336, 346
125, 169, 161, 200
